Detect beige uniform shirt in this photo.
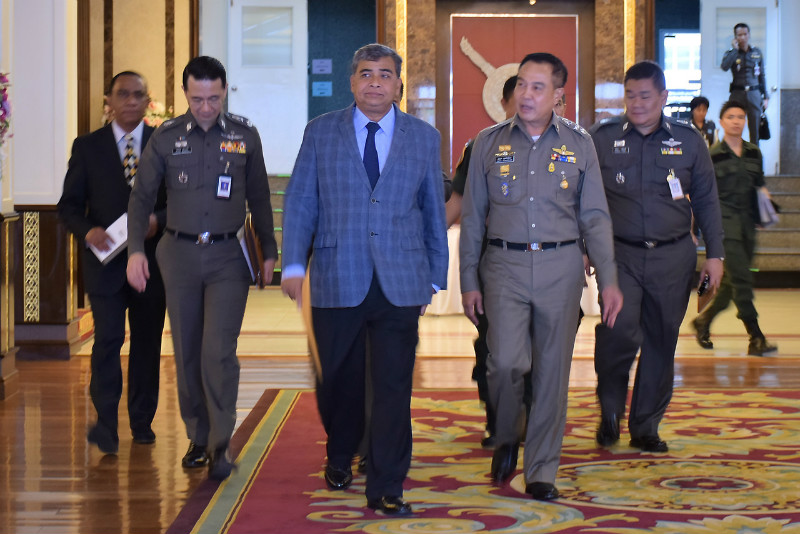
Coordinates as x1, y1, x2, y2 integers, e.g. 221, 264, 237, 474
128, 110, 277, 260
460, 113, 617, 293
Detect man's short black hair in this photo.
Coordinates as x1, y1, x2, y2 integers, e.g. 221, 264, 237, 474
351, 44, 403, 78
518, 53, 567, 88
183, 56, 227, 88
690, 96, 710, 111
719, 99, 747, 117
502, 76, 517, 102
107, 71, 146, 95
734, 22, 750, 34
624, 61, 666, 93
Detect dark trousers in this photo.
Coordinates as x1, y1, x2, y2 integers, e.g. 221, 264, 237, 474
88, 271, 165, 438
730, 89, 763, 143
594, 236, 695, 438
156, 236, 251, 451
312, 276, 419, 500
704, 230, 757, 322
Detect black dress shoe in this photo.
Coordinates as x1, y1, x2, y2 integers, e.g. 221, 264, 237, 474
595, 413, 620, 447
182, 441, 209, 468
692, 317, 713, 349
324, 464, 353, 490
209, 447, 236, 481
490, 443, 519, 484
525, 481, 560, 501
357, 456, 367, 474
87, 424, 119, 455
630, 435, 669, 452
480, 434, 497, 450
367, 496, 413, 515
132, 428, 156, 445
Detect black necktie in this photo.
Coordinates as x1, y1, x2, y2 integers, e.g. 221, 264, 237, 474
363, 122, 380, 189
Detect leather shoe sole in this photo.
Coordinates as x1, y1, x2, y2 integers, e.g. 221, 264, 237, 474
490, 443, 519, 484
182, 442, 209, 468
595, 414, 620, 447
324, 464, 353, 490
367, 496, 413, 515
630, 435, 668, 452
525, 481, 559, 501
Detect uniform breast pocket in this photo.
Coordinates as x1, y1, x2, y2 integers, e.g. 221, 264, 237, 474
653, 155, 690, 199
487, 168, 523, 205
554, 165, 581, 205
166, 158, 200, 190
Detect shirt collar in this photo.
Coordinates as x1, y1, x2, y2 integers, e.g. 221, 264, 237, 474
509, 111, 560, 140
353, 103, 396, 133
620, 113, 671, 136
183, 110, 227, 134
111, 120, 145, 145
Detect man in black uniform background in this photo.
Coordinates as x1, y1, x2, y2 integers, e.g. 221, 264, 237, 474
58, 71, 167, 454
721, 22, 768, 144
591, 61, 724, 453
692, 100, 777, 357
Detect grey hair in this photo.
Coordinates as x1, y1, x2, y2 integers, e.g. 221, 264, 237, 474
350, 44, 402, 77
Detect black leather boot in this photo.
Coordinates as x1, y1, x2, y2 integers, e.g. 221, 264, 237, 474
691, 314, 714, 349
744, 319, 778, 356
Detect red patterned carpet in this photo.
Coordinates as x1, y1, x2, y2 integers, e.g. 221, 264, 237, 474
169, 388, 800, 534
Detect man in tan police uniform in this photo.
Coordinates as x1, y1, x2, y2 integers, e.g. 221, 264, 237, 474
460, 52, 623, 501
127, 56, 277, 481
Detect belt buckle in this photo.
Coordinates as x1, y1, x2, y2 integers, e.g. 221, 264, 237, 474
197, 232, 212, 245
644, 240, 656, 249
527, 242, 541, 252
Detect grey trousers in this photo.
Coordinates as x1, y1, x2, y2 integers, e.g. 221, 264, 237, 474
480, 242, 584, 484
156, 235, 251, 451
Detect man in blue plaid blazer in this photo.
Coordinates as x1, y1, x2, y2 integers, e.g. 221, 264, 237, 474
281, 44, 448, 515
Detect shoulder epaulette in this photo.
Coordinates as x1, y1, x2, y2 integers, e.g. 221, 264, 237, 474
558, 116, 589, 136
225, 112, 253, 128
158, 117, 181, 130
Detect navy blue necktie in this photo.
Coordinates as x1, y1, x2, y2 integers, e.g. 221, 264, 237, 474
363, 122, 380, 189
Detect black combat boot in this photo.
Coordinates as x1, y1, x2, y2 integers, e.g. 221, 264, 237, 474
743, 319, 778, 356
691, 312, 715, 349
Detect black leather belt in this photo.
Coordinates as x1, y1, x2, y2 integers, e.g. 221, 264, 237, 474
614, 232, 689, 249
166, 228, 238, 245
730, 84, 760, 92
488, 238, 576, 252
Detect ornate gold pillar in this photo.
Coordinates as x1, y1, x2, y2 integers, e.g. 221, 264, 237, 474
594, 0, 654, 121
13, 207, 82, 360
0, 211, 19, 399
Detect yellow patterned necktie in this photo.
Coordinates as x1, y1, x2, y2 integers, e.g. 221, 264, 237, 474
123, 133, 138, 187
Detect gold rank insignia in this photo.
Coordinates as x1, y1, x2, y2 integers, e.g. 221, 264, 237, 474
552, 144, 574, 156
499, 145, 511, 152
500, 164, 510, 176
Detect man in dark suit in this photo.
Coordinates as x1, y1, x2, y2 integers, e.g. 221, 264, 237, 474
281, 44, 448, 515
58, 71, 167, 454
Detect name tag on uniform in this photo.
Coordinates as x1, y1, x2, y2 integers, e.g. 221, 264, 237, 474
217, 174, 232, 199
667, 169, 684, 200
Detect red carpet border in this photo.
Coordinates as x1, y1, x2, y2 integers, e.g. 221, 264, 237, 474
172, 388, 800, 533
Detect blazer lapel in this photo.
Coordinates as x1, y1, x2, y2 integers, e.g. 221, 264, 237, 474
99, 124, 126, 183
339, 106, 373, 192
379, 106, 407, 184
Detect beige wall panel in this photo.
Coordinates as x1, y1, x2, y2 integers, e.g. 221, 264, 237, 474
89, 0, 105, 129
174, 0, 190, 114
114, 0, 167, 105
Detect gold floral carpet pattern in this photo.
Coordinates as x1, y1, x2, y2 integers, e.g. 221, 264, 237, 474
173, 389, 800, 534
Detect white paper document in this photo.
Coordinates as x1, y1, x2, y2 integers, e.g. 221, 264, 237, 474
89, 213, 128, 265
